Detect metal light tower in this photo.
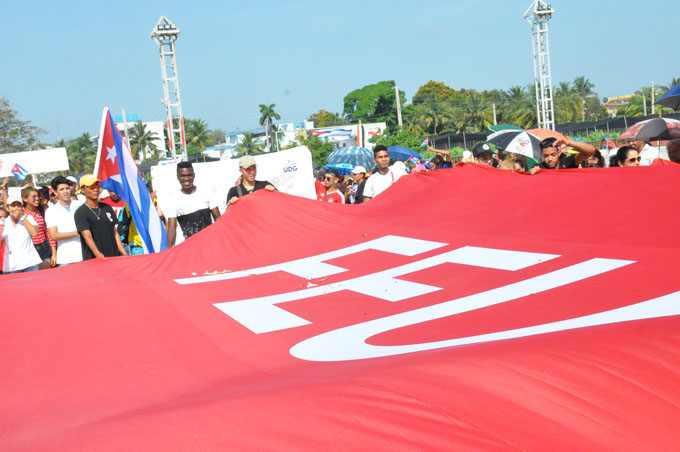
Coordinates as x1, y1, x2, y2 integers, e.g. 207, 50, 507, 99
523, 1, 556, 130
151, 16, 187, 160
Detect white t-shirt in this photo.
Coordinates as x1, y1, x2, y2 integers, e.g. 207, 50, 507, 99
165, 186, 219, 219
363, 169, 401, 199
45, 201, 84, 265
2, 216, 42, 272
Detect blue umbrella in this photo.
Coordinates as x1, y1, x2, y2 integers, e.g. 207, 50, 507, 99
656, 82, 680, 111
322, 163, 354, 176
387, 146, 423, 162
326, 146, 373, 169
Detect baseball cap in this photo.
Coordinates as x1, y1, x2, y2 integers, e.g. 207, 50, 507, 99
239, 155, 257, 169
325, 168, 340, 178
6, 194, 23, 206
79, 174, 101, 187
472, 143, 493, 157
351, 165, 367, 175
66, 175, 78, 185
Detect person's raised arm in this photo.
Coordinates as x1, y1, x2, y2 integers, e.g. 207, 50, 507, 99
428, 146, 452, 162
558, 138, 595, 166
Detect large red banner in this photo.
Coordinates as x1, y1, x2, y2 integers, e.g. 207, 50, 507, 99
2, 164, 680, 451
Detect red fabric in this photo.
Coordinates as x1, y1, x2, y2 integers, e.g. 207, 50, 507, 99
2, 164, 680, 451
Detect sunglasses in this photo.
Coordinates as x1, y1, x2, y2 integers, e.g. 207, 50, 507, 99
626, 157, 641, 163
324, 176, 334, 181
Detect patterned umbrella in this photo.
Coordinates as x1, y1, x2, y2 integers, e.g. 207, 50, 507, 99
619, 117, 680, 142
487, 130, 542, 160
326, 146, 373, 169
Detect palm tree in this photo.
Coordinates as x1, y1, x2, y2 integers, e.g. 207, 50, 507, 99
236, 132, 262, 156
128, 121, 160, 160
66, 133, 96, 173
573, 76, 595, 120
259, 104, 281, 152
463, 93, 493, 132
553, 81, 579, 123
184, 119, 213, 152
411, 95, 454, 135
504, 86, 536, 128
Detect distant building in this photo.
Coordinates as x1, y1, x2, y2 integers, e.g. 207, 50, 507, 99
603, 95, 634, 117
113, 114, 167, 161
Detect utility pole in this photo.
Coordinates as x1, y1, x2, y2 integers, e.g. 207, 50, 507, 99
643, 92, 648, 116
524, 1, 556, 130
151, 16, 187, 161
492, 103, 497, 125
651, 82, 655, 115
395, 84, 403, 129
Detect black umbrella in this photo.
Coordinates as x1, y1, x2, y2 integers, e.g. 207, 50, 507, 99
656, 83, 680, 111
487, 130, 543, 160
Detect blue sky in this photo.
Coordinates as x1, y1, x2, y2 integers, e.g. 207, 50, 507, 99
2, 0, 677, 142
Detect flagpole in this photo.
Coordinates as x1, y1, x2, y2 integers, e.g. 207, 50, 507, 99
93, 107, 110, 176
122, 108, 132, 158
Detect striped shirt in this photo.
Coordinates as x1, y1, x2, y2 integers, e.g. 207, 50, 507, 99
23, 207, 56, 247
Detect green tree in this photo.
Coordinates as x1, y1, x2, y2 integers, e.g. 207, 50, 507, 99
235, 132, 263, 156
0, 97, 46, 153
553, 81, 579, 123
410, 94, 455, 135
573, 76, 595, 120
463, 92, 493, 132
128, 121, 160, 160
308, 109, 341, 128
504, 85, 536, 128
343, 80, 406, 131
369, 129, 425, 150
66, 133, 96, 174
259, 104, 281, 152
184, 118, 214, 152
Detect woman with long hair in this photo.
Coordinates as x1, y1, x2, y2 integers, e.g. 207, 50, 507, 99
21, 187, 56, 269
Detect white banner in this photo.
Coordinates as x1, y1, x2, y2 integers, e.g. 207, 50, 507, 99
150, 145, 316, 216
0, 148, 69, 177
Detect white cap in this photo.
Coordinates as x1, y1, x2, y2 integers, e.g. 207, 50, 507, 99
6, 194, 23, 206
351, 165, 367, 174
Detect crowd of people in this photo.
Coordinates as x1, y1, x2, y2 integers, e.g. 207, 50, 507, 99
2, 138, 679, 274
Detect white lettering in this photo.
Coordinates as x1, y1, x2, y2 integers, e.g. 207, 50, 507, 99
214, 246, 558, 334
289, 258, 634, 361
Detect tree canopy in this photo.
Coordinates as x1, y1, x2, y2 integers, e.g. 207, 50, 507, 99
0, 97, 46, 153
342, 81, 406, 130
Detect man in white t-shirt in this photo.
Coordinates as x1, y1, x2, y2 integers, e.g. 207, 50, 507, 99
363, 145, 401, 201
45, 176, 83, 266
632, 140, 660, 166
166, 161, 221, 247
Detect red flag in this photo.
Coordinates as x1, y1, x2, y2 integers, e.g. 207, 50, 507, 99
3, 164, 680, 451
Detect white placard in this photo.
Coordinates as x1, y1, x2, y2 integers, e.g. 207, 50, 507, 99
0, 148, 69, 177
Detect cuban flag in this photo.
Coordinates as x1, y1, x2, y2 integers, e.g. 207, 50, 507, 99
11, 163, 29, 181
407, 155, 419, 165
420, 137, 429, 148
94, 107, 167, 253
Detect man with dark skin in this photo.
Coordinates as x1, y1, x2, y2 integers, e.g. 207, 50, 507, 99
74, 174, 127, 259
167, 162, 221, 248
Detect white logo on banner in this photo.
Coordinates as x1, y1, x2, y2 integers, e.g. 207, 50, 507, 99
175, 235, 680, 362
